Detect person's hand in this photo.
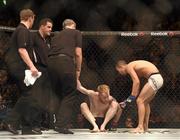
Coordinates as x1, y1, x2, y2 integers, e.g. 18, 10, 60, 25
119, 95, 136, 109
119, 101, 127, 109
126, 95, 136, 103
30, 66, 39, 77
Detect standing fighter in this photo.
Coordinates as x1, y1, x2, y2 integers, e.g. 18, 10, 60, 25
77, 80, 122, 132
116, 60, 163, 133
48, 19, 82, 134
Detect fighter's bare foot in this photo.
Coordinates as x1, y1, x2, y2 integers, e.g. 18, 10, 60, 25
144, 128, 149, 133
131, 127, 144, 133
100, 128, 106, 132
144, 125, 148, 132
100, 125, 106, 132
91, 127, 100, 133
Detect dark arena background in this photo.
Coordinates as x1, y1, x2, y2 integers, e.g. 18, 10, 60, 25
0, 0, 179, 140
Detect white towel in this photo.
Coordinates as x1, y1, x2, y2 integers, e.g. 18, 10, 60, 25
24, 70, 42, 86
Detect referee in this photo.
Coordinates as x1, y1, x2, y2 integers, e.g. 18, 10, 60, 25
48, 19, 82, 134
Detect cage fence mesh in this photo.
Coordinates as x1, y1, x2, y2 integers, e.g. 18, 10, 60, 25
0, 26, 180, 128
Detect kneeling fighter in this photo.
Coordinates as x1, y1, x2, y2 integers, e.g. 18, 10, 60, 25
77, 80, 122, 132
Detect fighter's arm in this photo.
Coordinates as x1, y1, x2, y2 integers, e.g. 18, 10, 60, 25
119, 67, 140, 109
110, 96, 116, 102
77, 80, 97, 96
127, 65, 140, 97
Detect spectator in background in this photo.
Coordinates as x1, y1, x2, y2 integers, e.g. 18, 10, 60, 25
0, 70, 9, 124
0, 49, 6, 70
0, 70, 19, 130
125, 117, 134, 128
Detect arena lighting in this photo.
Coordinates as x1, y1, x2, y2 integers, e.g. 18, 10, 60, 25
3, 0, 7, 5
0, 0, 7, 6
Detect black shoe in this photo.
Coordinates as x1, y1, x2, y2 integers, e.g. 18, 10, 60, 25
40, 127, 49, 131
54, 127, 74, 134
33, 127, 42, 133
22, 128, 42, 135
5, 124, 19, 135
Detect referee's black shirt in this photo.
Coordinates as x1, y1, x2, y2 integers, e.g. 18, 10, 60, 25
5, 23, 33, 67
49, 28, 82, 58
31, 31, 51, 67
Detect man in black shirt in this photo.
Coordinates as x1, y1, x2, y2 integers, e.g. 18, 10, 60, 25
4, 9, 42, 135
48, 19, 82, 134
31, 18, 54, 129
32, 18, 53, 67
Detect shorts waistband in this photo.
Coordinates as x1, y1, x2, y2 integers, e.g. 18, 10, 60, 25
148, 72, 160, 78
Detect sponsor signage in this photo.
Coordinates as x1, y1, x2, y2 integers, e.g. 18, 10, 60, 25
121, 32, 138, 36
150, 32, 168, 36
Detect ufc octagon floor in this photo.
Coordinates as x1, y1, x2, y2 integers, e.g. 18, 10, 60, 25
0, 129, 179, 140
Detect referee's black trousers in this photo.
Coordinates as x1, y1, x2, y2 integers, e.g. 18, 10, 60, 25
48, 55, 78, 128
